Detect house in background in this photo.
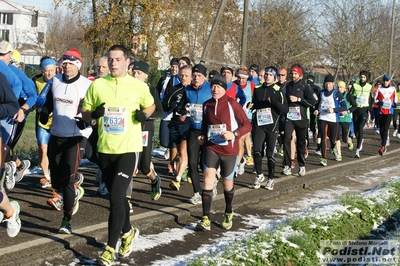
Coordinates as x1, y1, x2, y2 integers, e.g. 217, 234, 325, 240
0, 0, 49, 65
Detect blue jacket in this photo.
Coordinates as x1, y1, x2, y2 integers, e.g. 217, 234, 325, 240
9, 64, 37, 109
0, 60, 22, 99
185, 81, 212, 130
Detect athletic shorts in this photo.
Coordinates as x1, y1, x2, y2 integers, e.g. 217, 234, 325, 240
36, 125, 51, 145
203, 148, 237, 180
1, 118, 17, 147
168, 122, 189, 145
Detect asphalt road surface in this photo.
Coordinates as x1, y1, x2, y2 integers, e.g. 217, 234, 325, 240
1, 127, 399, 265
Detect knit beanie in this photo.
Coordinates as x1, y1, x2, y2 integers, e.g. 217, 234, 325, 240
211, 74, 227, 90
324, 74, 334, 83
62, 48, 82, 70
192, 64, 207, 77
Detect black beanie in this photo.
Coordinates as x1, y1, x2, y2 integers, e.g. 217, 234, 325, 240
132, 61, 149, 74
211, 74, 227, 90
324, 74, 334, 83
192, 64, 207, 77
180, 56, 191, 66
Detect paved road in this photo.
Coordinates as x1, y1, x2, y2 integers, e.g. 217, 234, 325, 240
1, 128, 399, 265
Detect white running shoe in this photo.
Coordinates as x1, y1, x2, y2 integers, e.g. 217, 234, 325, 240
189, 192, 202, 205
237, 158, 246, 175
354, 149, 360, 158
298, 166, 306, 177
6, 201, 21, 237
5, 161, 16, 190
265, 179, 274, 190
15, 160, 30, 183
393, 129, 398, 137
281, 166, 291, 176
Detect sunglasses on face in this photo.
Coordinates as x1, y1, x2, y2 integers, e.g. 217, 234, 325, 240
62, 55, 79, 61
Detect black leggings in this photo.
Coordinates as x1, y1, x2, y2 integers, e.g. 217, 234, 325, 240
188, 129, 203, 194
318, 120, 338, 159
337, 122, 350, 143
392, 110, 400, 131
379, 114, 392, 146
85, 127, 100, 165
49, 135, 86, 219
352, 107, 368, 149
99, 152, 138, 249
252, 126, 278, 179
284, 119, 308, 167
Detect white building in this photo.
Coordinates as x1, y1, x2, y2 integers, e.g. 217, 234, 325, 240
0, 0, 49, 65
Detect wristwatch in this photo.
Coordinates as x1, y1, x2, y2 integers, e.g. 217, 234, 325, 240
233, 131, 239, 138
297, 97, 301, 102
91, 119, 97, 126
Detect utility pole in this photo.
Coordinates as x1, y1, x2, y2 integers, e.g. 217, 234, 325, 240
389, 0, 396, 75
240, 0, 249, 66
200, 0, 228, 64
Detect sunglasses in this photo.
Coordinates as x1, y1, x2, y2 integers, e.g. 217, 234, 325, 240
278, 74, 286, 77
62, 55, 79, 61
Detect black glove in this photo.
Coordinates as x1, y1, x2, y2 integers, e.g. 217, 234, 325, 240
269, 95, 277, 105
75, 117, 90, 130
91, 102, 105, 119
177, 107, 188, 115
135, 109, 148, 123
39, 107, 49, 125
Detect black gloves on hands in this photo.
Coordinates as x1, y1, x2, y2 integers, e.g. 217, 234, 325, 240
91, 102, 105, 119
177, 107, 188, 115
75, 117, 90, 130
135, 109, 149, 123
39, 107, 49, 125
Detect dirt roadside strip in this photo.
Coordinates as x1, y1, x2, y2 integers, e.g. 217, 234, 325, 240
1, 144, 399, 265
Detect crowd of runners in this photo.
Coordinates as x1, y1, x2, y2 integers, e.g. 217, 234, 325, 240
0, 40, 398, 265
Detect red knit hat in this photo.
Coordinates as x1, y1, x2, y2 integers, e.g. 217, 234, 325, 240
62, 48, 82, 70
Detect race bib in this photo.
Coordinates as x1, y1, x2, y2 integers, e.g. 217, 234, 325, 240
287, 107, 301, 121
187, 103, 203, 124
356, 95, 367, 105
207, 124, 228, 146
382, 99, 392, 108
256, 108, 273, 126
102, 107, 127, 135
142, 131, 148, 147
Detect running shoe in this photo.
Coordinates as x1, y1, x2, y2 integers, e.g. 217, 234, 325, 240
47, 190, 63, 211
387, 136, 390, 147
5, 201, 21, 237
290, 160, 295, 169
378, 146, 387, 156
319, 158, 327, 167
181, 168, 188, 182
221, 212, 233, 230
119, 226, 139, 258
37, 177, 52, 188
96, 182, 108, 195
167, 164, 175, 176
252, 174, 265, 189
347, 140, 353, 150
59, 216, 72, 234
252, 167, 257, 174
245, 157, 254, 166
74, 172, 84, 188
189, 192, 202, 205
314, 149, 322, 156
98, 245, 115, 266
169, 179, 180, 191
15, 160, 30, 183
265, 179, 274, 190
393, 129, 398, 137
150, 175, 162, 201
196, 216, 211, 231
237, 158, 246, 175
5, 161, 16, 190
298, 166, 306, 177
281, 165, 291, 176
354, 149, 360, 158
304, 148, 309, 159
398, 133, 400, 139
278, 147, 284, 156
335, 155, 342, 162
332, 148, 339, 161
72, 186, 84, 215
375, 128, 380, 134
128, 200, 133, 214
